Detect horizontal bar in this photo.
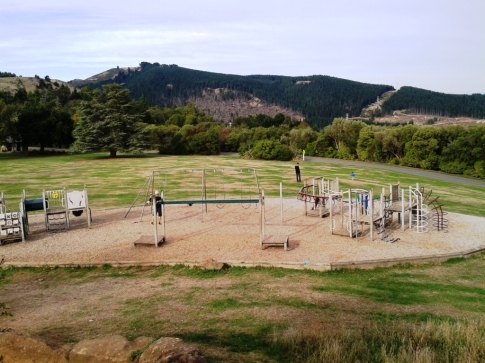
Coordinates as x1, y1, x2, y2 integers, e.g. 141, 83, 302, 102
162, 199, 259, 205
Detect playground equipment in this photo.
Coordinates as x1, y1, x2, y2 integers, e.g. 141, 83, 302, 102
381, 182, 432, 233
329, 189, 383, 241
0, 192, 4, 214
127, 168, 260, 222
132, 168, 288, 250
297, 176, 446, 242
0, 192, 25, 245
298, 177, 340, 218
20, 186, 91, 234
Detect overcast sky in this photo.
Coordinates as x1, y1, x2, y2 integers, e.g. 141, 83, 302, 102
1, 0, 484, 94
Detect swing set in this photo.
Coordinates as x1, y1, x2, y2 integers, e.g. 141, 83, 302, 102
128, 168, 288, 248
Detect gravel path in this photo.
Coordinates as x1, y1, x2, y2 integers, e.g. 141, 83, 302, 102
1, 199, 484, 270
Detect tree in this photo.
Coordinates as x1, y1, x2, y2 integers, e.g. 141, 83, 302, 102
0, 100, 17, 144
401, 127, 444, 169
251, 140, 293, 161
71, 84, 147, 157
357, 126, 383, 162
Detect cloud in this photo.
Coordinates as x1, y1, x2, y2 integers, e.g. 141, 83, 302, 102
0, 0, 484, 93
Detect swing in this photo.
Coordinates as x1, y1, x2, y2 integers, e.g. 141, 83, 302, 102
240, 169, 252, 209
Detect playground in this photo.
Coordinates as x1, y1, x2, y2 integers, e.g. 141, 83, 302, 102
1, 162, 485, 269
1, 196, 484, 270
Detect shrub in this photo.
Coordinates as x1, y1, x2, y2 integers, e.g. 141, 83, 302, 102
251, 140, 294, 161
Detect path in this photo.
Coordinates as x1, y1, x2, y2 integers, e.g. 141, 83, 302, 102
304, 156, 485, 188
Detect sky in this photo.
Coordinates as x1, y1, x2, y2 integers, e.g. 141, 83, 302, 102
1, 0, 484, 95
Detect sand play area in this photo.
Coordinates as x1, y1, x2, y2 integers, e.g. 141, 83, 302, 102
1, 198, 485, 270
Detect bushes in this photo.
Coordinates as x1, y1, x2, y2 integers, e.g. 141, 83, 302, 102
251, 140, 294, 161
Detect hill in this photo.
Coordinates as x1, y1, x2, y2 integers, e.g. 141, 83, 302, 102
380, 86, 485, 119
0, 76, 74, 94
74, 62, 395, 128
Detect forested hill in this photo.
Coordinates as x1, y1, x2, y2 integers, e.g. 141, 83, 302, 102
381, 86, 485, 119
84, 63, 394, 128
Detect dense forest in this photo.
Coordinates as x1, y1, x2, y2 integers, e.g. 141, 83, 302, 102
88, 63, 395, 128
381, 86, 485, 119
2, 68, 485, 179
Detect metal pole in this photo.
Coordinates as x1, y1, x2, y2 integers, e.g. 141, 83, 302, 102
161, 191, 165, 243
259, 191, 263, 248
280, 182, 283, 222
201, 169, 205, 222
330, 192, 333, 234
370, 190, 373, 241
348, 190, 352, 238
153, 191, 158, 247
125, 174, 150, 219
85, 185, 91, 228
304, 182, 307, 216
399, 188, 403, 231
262, 189, 265, 238
140, 174, 153, 221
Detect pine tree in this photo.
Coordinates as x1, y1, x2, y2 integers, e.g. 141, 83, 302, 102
70, 84, 147, 157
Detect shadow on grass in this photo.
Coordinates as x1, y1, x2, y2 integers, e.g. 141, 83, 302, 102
178, 326, 290, 363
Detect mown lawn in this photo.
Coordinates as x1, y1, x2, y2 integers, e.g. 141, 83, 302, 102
1, 152, 484, 216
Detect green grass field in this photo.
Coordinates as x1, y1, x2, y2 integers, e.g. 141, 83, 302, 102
1, 152, 485, 362
1, 152, 485, 216
1, 259, 485, 363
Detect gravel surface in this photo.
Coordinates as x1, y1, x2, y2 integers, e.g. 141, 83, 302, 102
1, 199, 484, 269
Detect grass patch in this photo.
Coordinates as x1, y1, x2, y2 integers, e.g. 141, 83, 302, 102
1, 153, 484, 215
2, 261, 485, 361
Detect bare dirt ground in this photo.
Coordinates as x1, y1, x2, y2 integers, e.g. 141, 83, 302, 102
2, 199, 484, 269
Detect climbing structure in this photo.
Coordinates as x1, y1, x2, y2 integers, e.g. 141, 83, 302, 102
298, 177, 340, 218
21, 186, 91, 235
0, 192, 25, 245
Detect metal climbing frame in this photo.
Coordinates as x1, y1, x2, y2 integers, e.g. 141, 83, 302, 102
422, 191, 448, 232
409, 184, 428, 233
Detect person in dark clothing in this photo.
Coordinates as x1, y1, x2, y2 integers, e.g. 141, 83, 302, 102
295, 163, 301, 182
147, 190, 162, 224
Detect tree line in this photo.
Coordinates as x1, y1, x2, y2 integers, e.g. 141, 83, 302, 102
381, 86, 485, 119
1, 80, 484, 178
310, 119, 485, 178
